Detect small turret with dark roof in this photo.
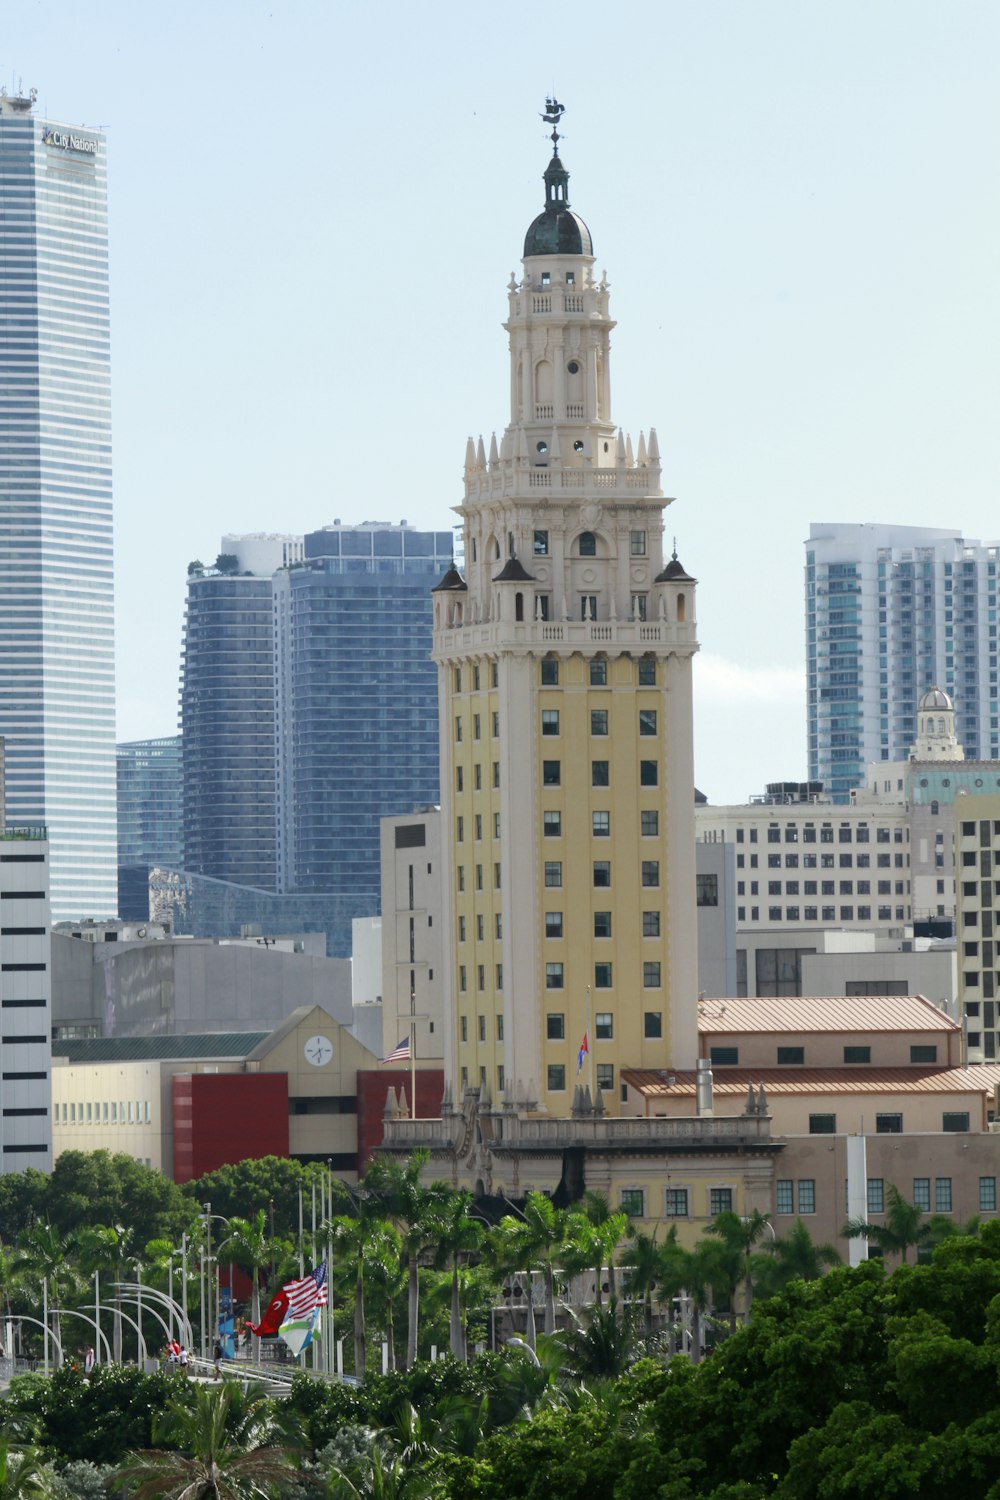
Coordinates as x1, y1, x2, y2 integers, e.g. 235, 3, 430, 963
432, 563, 468, 592
523, 99, 593, 258
655, 549, 697, 584
493, 556, 535, 583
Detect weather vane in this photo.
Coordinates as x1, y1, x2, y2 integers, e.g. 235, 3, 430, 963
540, 97, 565, 155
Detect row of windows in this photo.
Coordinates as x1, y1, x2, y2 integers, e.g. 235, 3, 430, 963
545, 1011, 662, 1040
456, 812, 503, 841
544, 960, 662, 990
547, 1061, 615, 1091
808, 1110, 968, 1134
454, 762, 500, 793
543, 859, 660, 888
456, 863, 503, 893
532, 530, 649, 560
709, 1044, 938, 1066
740, 879, 906, 895
458, 913, 502, 942
56, 1099, 151, 1125
540, 654, 657, 686
541, 708, 658, 737
737, 904, 906, 923
619, 1185, 735, 1219
542, 809, 659, 838
736, 825, 904, 845
545, 910, 662, 938
544, 759, 660, 787
453, 663, 500, 692
737, 852, 907, 869
455, 712, 500, 741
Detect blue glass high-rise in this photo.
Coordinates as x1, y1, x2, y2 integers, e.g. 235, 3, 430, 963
117, 736, 183, 920
0, 91, 116, 918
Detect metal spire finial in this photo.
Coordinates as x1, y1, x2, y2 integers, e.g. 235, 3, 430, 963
540, 97, 565, 156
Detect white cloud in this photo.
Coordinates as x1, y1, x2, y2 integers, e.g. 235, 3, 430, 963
694, 653, 804, 705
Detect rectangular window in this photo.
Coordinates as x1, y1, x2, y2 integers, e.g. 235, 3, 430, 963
710, 1046, 739, 1066
639, 709, 657, 736
594, 964, 613, 990
980, 1177, 997, 1213
913, 1177, 930, 1211
638, 657, 656, 685
534, 529, 549, 555
809, 1113, 836, 1134
544, 861, 562, 887
621, 1187, 645, 1216
798, 1180, 816, 1215
476, 864, 483, 890
493, 761, 500, 788
592, 760, 609, 786
910, 1045, 937, 1063
541, 709, 560, 736
547, 1064, 566, 1091
545, 963, 564, 989
776, 1180, 794, 1215
594, 911, 612, 938
943, 1111, 970, 1133
867, 1178, 885, 1215
456, 767, 464, 793
477, 965, 485, 991
478, 1015, 486, 1042
456, 815, 464, 842
545, 911, 563, 938
777, 1047, 805, 1065
541, 657, 559, 685
665, 1188, 689, 1217
644, 1011, 662, 1038
844, 1045, 871, 1063
543, 811, 562, 837
641, 861, 660, 887
642, 911, 660, 937
595, 1011, 613, 1038
496, 964, 503, 989
473, 713, 481, 740
593, 861, 611, 887
590, 658, 608, 686
590, 709, 608, 736
543, 760, 560, 785
641, 810, 659, 836
492, 711, 500, 736
876, 1113, 903, 1134
630, 530, 647, 556
696, 874, 719, 906
596, 1063, 614, 1092
710, 1188, 733, 1216
640, 760, 658, 786
643, 961, 661, 987
455, 715, 463, 741
547, 1013, 565, 1040
936, 1177, 953, 1213
592, 810, 610, 838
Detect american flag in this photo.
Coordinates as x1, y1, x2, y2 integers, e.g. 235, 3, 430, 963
381, 1034, 411, 1065
282, 1261, 328, 1318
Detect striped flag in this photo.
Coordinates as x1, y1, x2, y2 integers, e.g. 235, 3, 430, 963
577, 1031, 589, 1075
282, 1261, 328, 1319
382, 1034, 411, 1065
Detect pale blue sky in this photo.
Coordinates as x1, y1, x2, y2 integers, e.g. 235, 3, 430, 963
6, 0, 1000, 802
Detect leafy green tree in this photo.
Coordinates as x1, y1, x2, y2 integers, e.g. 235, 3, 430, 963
12, 1223, 80, 1368
361, 1224, 404, 1373
1, 1365, 178, 1465
844, 1182, 933, 1266
74, 1223, 138, 1363
558, 1299, 639, 1378
704, 1208, 773, 1327
185, 1157, 338, 1244
361, 1151, 445, 1368
621, 1225, 663, 1337
114, 1384, 297, 1500
512, 1193, 572, 1335
43, 1153, 195, 1246
0, 1171, 49, 1243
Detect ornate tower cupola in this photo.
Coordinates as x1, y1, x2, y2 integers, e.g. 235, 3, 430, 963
912, 685, 964, 761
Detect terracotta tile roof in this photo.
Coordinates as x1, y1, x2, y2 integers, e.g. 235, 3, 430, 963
697, 994, 957, 1035
622, 1064, 1000, 1098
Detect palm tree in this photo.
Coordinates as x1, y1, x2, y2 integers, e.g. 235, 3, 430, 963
559, 1299, 639, 1378
361, 1223, 404, 1373
114, 1383, 296, 1500
362, 1150, 447, 1369
755, 1218, 841, 1298
75, 1222, 138, 1364
564, 1192, 629, 1310
327, 1189, 389, 1381
621, 1225, 662, 1338
0, 1439, 51, 1500
704, 1208, 773, 1327
844, 1182, 932, 1266
217, 1211, 285, 1362
13, 1221, 80, 1368
432, 1194, 485, 1360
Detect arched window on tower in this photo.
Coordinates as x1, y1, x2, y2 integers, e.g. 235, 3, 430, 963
938, 717, 946, 733
931, 800, 939, 815
579, 532, 597, 557
515, 592, 524, 622
677, 593, 686, 623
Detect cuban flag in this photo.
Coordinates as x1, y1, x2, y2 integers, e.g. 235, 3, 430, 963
577, 1031, 589, 1074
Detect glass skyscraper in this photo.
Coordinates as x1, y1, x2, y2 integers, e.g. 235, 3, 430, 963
0, 91, 116, 918
177, 524, 451, 954
116, 736, 183, 920
807, 523, 1000, 800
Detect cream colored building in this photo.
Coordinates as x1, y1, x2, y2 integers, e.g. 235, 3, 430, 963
431, 108, 698, 1120
379, 809, 444, 1065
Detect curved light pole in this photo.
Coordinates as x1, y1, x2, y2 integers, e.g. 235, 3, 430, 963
121, 1281, 194, 1350
100, 1302, 148, 1367
13, 1314, 64, 1372
116, 1293, 172, 1365
50, 1308, 112, 1365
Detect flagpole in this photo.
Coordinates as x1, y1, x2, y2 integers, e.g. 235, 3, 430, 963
586, 983, 594, 1102
298, 1189, 304, 1278
410, 1014, 416, 1120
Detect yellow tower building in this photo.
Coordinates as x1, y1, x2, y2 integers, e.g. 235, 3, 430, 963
431, 103, 700, 1120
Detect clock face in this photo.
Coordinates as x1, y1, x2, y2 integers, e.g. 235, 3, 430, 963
304, 1034, 334, 1067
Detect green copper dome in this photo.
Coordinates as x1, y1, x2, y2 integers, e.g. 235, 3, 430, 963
523, 152, 593, 258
